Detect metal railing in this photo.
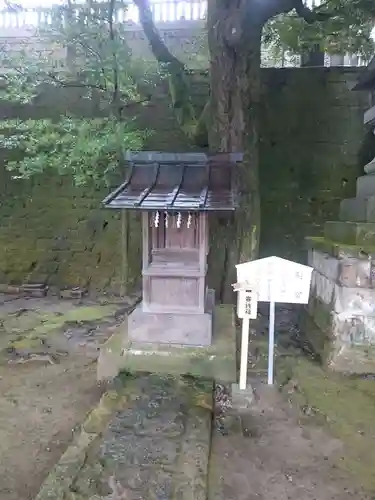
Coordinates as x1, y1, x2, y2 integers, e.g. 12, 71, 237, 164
0, 1, 207, 28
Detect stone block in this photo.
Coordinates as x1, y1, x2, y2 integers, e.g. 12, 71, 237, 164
59, 287, 88, 300
339, 197, 367, 222
307, 267, 375, 374
334, 286, 375, 316
307, 249, 340, 281
328, 343, 375, 373
231, 383, 254, 411
97, 305, 237, 383
20, 284, 48, 297
339, 196, 375, 222
308, 249, 372, 288
311, 269, 375, 316
340, 198, 366, 222
127, 290, 214, 347
302, 312, 375, 374
357, 175, 375, 198
324, 221, 375, 246
324, 221, 357, 245
339, 256, 372, 288
306, 294, 330, 332
363, 196, 375, 222
311, 270, 335, 306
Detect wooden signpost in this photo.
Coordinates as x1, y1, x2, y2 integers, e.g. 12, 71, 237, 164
233, 256, 313, 389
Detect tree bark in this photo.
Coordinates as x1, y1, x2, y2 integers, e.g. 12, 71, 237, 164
132, 0, 324, 303
206, 0, 261, 304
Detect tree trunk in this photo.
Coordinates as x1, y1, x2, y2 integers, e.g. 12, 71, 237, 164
206, 0, 262, 304
132, 0, 322, 303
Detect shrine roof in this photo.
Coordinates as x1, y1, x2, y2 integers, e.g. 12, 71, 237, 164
353, 55, 375, 91
103, 152, 242, 212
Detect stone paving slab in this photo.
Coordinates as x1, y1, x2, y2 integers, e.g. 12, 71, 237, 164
34, 373, 213, 500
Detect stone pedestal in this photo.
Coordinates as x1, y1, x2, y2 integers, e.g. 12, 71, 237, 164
97, 305, 237, 383
308, 61, 375, 372
305, 238, 375, 373
127, 289, 214, 346
304, 158, 375, 373
336, 158, 375, 226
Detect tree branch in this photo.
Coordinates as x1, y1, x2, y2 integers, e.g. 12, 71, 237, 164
132, 0, 198, 138
25, 72, 152, 108
132, 0, 185, 72
292, 0, 331, 24
256, 0, 332, 26
3, 1, 22, 12
47, 72, 107, 92
108, 0, 120, 116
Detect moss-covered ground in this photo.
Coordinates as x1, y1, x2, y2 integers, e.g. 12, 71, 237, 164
0, 300, 120, 354
0, 293, 139, 500
277, 353, 375, 493
243, 333, 375, 495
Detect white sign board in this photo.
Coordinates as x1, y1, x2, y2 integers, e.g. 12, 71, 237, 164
235, 256, 313, 304
237, 290, 258, 319
233, 256, 313, 388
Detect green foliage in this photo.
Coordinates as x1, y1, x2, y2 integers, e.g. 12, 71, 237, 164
264, 0, 375, 61
0, 0, 155, 186
0, 117, 147, 186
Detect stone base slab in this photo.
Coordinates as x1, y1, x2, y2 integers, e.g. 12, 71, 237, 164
34, 374, 213, 500
127, 289, 214, 346
98, 305, 237, 383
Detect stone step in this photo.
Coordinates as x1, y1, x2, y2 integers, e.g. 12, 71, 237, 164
305, 236, 375, 259
357, 175, 375, 198
339, 196, 375, 222
324, 221, 375, 246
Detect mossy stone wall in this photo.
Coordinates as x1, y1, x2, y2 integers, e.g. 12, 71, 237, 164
0, 67, 368, 290
260, 67, 368, 261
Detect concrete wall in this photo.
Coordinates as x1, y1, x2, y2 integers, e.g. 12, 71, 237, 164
0, 67, 369, 291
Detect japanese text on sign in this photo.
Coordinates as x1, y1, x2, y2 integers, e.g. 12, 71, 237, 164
237, 290, 258, 319
235, 256, 313, 305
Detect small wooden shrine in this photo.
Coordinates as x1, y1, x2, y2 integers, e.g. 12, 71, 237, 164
103, 152, 241, 346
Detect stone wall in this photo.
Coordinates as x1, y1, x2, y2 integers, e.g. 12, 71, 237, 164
260, 67, 368, 261
0, 67, 369, 292
0, 81, 194, 292
0, 22, 209, 71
